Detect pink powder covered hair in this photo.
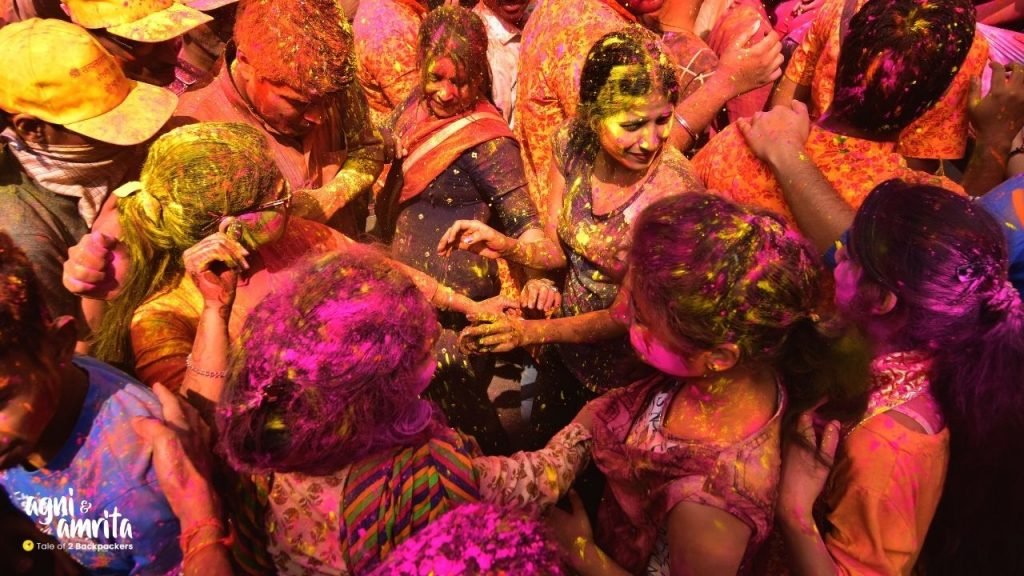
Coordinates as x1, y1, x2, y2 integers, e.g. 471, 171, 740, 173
630, 193, 871, 424
848, 181, 1024, 574
218, 248, 443, 475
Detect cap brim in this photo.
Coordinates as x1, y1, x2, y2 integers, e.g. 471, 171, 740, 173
105, 3, 213, 43
184, 0, 239, 11
64, 81, 178, 146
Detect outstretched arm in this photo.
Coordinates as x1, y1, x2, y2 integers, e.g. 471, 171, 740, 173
436, 220, 567, 270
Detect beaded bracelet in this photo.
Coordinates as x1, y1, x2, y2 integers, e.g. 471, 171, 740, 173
674, 112, 699, 143
186, 353, 228, 379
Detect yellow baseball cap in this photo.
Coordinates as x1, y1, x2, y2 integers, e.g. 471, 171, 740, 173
184, 0, 239, 11
65, 0, 213, 43
0, 19, 177, 146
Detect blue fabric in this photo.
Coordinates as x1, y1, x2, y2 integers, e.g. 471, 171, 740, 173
0, 356, 181, 575
821, 229, 851, 271
978, 176, 1024, 298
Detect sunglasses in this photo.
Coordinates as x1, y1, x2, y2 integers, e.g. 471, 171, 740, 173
201, 193, 293, 235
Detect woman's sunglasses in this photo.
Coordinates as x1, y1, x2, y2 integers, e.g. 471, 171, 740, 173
201, 193, 293, 235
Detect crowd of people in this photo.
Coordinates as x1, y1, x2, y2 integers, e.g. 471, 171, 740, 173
1, 0, 1023, 574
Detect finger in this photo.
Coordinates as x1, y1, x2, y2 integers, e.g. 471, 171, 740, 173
214, 239, 250, 269
67, 261, 107, 284
730, 20, 760, 50
819, 420, 841, 460
519, 286, 532, 309
191, 244, 248, 273
528, 286, 542, 310
460, 323, 503, 339
790, 99, 809, 118
747, 27, 778, 55
437, 226, 456, 254
990, 61, 1008, 92
736, 118, 753, 140
477, 334, 512, 349
217, 216, 241, 243
73, 239, 112, 269
218, 233, 251, 259
543, 289, 559, 312
1010, 62, 1024, 86
187, 251, 241, 275
94, 231, 118, 249
131, 415, 164, 442
796, 411, 816, 441
538, 289, 552, 312
440, 221, 472, 250
496, 296, 518, 312
152, 382, 188, 430
202, 230, 249, 259
130, 417, 177, 463
968, 76, 982, 109
469, 311, 501, 325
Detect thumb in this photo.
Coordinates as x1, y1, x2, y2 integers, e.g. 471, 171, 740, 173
819, 420, 842, 460
736, 118, 753, 140
96, 231, 118, 249
131, 416, 166, 444
790, 99, 809, 119
730, 20, 760, 50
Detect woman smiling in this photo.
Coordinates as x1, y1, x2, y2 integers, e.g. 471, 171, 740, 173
456, 26, 706, 444
379, 6, 562, 455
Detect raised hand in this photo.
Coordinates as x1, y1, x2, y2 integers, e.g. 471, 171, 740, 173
969, 61, 1024, 145
183, 218, 247, 312
63, 231, 124, 299
778, 408, 841, 527
717, 19, 785, 97
131, 383, 218, 529
737, 100, 812, 164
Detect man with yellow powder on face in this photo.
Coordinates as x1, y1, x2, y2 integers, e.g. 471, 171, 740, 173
173, 0, 384, 236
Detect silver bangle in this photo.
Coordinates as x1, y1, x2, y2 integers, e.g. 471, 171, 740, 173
186, 353, 227, 379
674, 112, 699, 142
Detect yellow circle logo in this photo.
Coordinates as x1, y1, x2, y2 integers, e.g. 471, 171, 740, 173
22, 540, 34, 552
